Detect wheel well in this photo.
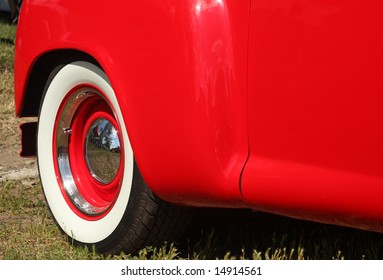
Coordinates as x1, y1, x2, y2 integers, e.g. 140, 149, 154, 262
19, 50, 100, 117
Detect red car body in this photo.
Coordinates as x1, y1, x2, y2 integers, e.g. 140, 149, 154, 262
14, 0, 383, 251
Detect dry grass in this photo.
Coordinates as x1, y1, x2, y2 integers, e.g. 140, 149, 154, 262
0, 178, 111, 259
0, 15, 20, 152
0, 69, 18, 147
0, 21, 16, 72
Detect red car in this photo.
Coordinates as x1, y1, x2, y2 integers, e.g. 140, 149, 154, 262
14, 0, 383, 254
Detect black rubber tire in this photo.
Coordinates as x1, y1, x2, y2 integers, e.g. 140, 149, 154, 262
98, 162, 192, 255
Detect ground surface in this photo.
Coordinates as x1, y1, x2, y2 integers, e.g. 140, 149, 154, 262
0, 143, 37, 181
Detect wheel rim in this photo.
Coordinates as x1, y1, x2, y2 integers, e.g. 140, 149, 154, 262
53, 85, 124, 219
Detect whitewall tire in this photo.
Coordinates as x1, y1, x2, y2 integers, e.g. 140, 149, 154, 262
37, 61, 190, 254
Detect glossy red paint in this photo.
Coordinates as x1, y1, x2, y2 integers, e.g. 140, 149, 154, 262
14, 0, 383, 231
242, 0, 383, 230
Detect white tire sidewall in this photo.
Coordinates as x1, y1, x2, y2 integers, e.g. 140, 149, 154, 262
38, 61, 134, 244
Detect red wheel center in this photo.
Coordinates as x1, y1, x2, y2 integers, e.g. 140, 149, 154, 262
53, 87, 124, 220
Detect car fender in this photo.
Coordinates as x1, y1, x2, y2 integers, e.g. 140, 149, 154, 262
15, 0, 251, 207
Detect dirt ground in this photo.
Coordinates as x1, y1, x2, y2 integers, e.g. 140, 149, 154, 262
0, 117, 38, 182
0, 147, 37, 181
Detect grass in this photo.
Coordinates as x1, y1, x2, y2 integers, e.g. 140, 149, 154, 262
2, 175, 383, 260
0, 15, 16, 72
1, 12, 383, 260
0, 13, 19, 153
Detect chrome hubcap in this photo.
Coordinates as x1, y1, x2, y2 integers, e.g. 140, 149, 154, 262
85, 118, 121, 184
